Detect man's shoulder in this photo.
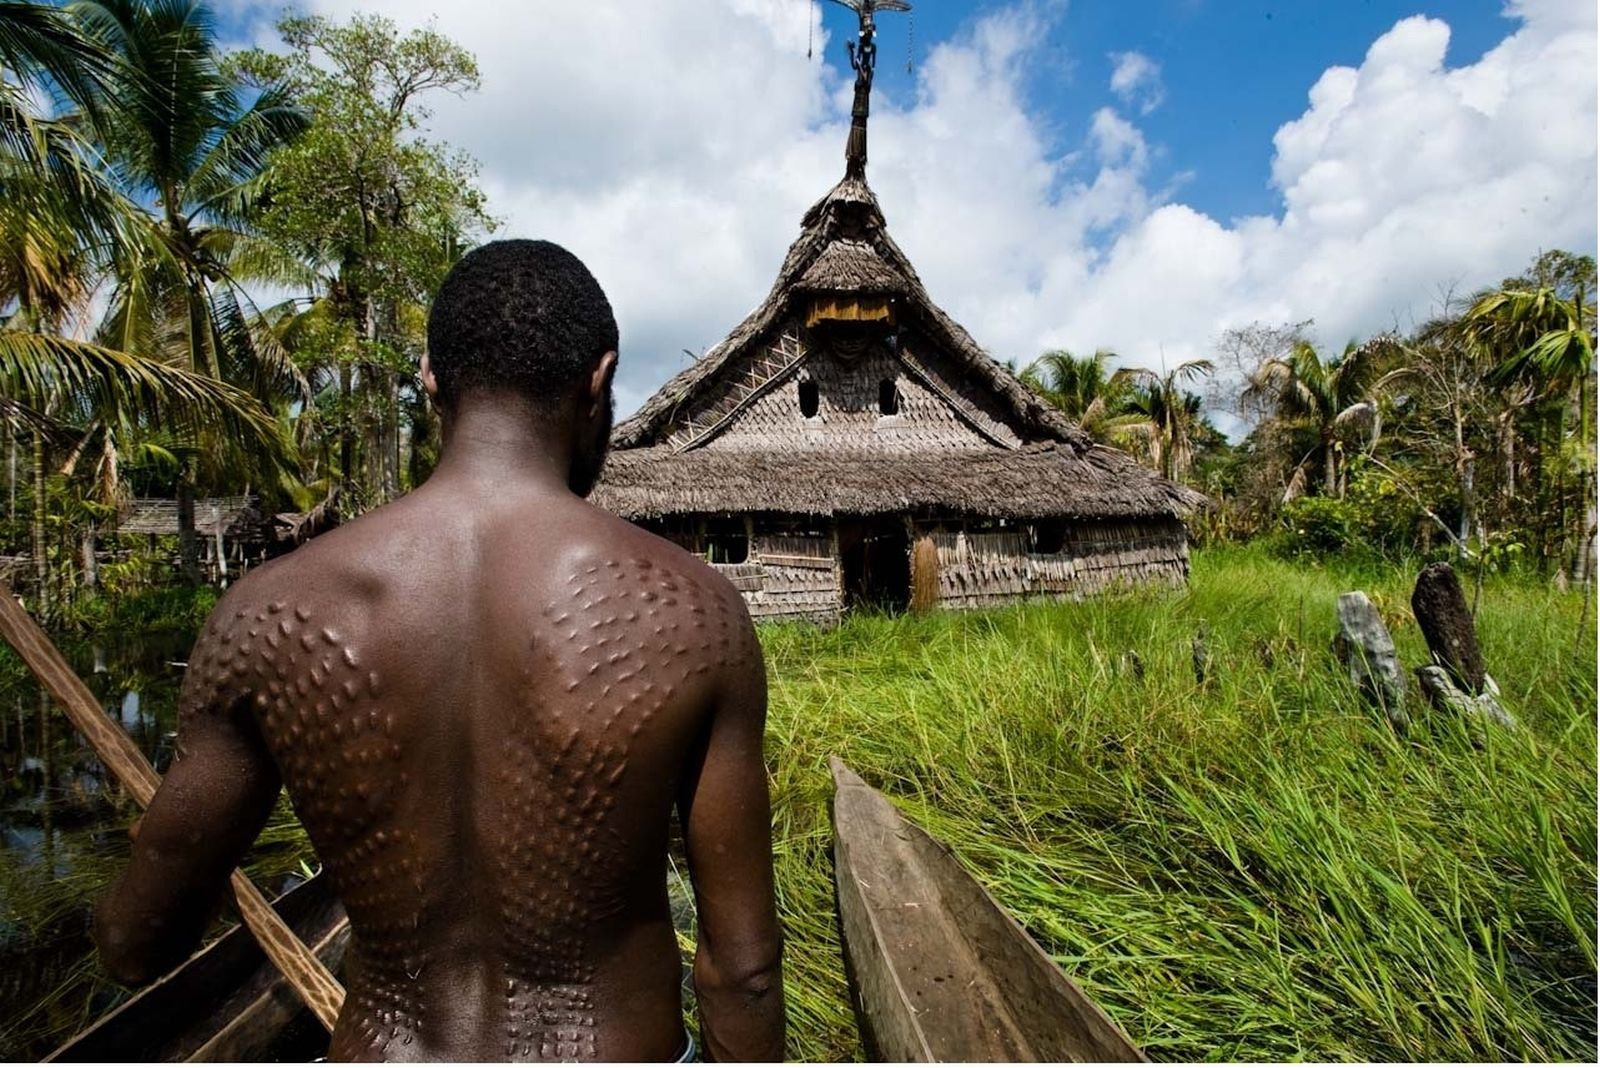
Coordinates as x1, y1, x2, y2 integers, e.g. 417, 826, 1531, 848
577, 506, 752, 620
199, 503, 411, 634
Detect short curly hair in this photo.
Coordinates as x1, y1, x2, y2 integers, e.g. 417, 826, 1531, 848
426, 240, 618, 409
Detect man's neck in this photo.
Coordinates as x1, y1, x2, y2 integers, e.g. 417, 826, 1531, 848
433, 396, 576, 495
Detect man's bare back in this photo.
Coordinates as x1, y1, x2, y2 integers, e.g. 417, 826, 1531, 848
94, 240, 785, 1061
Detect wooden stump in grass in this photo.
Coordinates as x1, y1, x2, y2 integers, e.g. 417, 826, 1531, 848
1191, 625, 1211, 686
1411, 563, 1515, 732
1411, 563, 1486, 692
1334, 591, 1410, 732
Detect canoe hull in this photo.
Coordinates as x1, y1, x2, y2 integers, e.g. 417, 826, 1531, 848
830, 759, 1146, 1063
48, 872, 347, 1063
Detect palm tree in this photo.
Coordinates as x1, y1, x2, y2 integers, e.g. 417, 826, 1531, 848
1466, 284, 1596, 578
1104, 359, 1213, 483
1019, 349, 1129, 440
2, 0, 291, 606
1244, 340, 1390, 499
72, 0, 309, 581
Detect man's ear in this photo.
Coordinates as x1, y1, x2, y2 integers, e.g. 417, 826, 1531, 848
588, 351, 618, 416
420, 352, 439, 398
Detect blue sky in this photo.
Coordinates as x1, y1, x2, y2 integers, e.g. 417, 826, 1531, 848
225, 0, 1596, 416
839, 0, 1515, 224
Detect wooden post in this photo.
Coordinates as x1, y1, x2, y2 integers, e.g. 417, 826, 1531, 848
1411, 562, 1486, 692
910, 533, 939, 613
0, 582, 345, 1032
1410, 563, 1515, 731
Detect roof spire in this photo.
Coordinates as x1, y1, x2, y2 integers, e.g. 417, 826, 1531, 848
830, 0, 911, 179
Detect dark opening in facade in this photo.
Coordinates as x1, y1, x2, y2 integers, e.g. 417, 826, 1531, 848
1031, 519, 1067, 555
798, 379, 820, 417
878, 378, 900, 415
704, 518, 749, 565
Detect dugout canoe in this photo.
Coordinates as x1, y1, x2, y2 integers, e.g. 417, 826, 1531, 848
829, 758, 1146, 1062
48, 872, 348, 1063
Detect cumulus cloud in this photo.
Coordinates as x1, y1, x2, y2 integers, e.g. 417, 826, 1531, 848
272, 0, 1595, 421
1108, 50, 1164, 115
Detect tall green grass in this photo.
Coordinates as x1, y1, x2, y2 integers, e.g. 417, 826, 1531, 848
3, 546, 1592, 1061
759, 545, 1596, 1061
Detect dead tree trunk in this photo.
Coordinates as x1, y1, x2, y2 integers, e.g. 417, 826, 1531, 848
1411, 562, 1485, 692
1410, 562, 1514, 731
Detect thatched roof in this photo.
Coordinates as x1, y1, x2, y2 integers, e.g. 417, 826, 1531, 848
602, 108, 1207, 526
592, 443, 1205, 522
797, 238, 905, 295
117, 496, 268, 539
611, 173, 1080, 451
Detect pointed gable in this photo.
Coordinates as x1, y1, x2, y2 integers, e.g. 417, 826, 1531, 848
611, 175, 1079, 455
597, 0, 1202, 529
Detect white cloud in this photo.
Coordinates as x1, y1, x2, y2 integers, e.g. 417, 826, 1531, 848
1108, 50, 1164, 115
273, 0, 1596, 421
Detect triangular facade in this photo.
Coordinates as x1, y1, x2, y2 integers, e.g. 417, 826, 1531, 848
593, 6, 1199, 622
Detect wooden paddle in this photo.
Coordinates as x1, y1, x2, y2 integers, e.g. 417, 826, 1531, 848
0, 582, 345, 1033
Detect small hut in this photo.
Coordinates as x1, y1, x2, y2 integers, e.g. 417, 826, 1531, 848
592, 1, 1203, 622
116, 495, 275, 580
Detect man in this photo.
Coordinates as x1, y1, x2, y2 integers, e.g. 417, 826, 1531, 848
94, 240, 786, 1062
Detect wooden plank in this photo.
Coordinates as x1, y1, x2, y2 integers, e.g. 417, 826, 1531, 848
755, 553, 835, 569
830, 759, 1145, 1063
0, 583, 345, 1033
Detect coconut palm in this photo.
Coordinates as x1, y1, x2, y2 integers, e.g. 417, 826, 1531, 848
2, 0, 296, 604
71, 0, 310, 580
1244, 340, 1391, 499
1466, 284, 1596, 577
1103, 359, 1213, 483
1020, 349, 1126, 437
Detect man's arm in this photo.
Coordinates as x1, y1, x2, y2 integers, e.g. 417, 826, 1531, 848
94, 607, 282, 985
677, 605, 785, 1061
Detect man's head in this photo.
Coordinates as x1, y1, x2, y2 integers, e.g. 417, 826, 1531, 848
424, 239, 619, 495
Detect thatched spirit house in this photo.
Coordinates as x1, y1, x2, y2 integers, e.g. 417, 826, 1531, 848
593, 0, 1201, 623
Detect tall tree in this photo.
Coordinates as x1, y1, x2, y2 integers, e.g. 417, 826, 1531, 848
1465, 262, 1596, 578
1104, 359, 1214, 483
235, 13, 491, 512
74, 0, 309, 582
2, 0, 289, 607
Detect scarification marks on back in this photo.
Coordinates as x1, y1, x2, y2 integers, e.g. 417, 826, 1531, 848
489, 555, 733, 1059
188, 600, 424, 1056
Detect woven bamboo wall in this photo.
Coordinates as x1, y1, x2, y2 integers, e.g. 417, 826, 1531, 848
927, 518, 1188, 609
711, 533, 841, 624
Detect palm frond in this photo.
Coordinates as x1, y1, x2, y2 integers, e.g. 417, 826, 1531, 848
187, 80, 308, 214
0, 327, 284, 454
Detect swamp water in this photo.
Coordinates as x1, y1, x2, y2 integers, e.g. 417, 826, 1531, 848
0, 626, 701, 1059
1, 628, 190, 1057
0, 627, 249, 1058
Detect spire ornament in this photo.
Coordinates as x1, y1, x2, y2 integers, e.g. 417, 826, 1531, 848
828, 0, 911, 178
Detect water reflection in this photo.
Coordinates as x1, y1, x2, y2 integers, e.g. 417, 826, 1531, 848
0, 628, 195, 1058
